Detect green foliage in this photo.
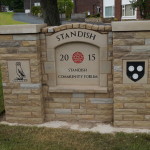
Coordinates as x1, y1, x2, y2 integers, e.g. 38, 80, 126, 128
0, 0, 23, 11
87, 13, 100, 18
57, 0, 74, 19
0, 125, 150, 150
31, 6, 42, 16
130, 0, 150, 19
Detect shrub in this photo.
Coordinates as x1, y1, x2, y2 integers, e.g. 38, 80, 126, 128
14, 9, 24, 12
31, 6, 42, 16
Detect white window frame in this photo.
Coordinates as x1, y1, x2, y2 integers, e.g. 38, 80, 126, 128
34, 2, 41, 6
104, 6, 114, 18
122, 0, 137, 19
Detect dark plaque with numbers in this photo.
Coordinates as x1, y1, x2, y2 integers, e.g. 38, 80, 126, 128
126, 61, 145, 82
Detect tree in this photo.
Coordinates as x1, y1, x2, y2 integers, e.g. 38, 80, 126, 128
41, 0, 61, 26
58, 0, 74, 19
130, 0, 150, 19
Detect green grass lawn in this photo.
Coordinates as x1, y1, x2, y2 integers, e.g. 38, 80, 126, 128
0, 12, 27, 25
0, 124, 150, 150
0, 70, 4, 114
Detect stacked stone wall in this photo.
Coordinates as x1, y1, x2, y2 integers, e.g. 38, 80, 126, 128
41, 23, 113, 123
113, 22, 150, 128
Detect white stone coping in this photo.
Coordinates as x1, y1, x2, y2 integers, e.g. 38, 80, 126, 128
0, 24, 47, 34
49, 85, 107, 93
112, 21, 150, 31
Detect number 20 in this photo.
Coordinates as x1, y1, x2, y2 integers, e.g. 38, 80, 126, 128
60, 54, 69, 61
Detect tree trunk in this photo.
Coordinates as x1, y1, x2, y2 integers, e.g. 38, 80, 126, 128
41, 0, 61, 26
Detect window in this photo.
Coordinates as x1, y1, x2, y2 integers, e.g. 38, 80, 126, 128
122, 4, 135, 16
105, 6, 114, 17
34, 2, 40, 6
97, 6, 100, 13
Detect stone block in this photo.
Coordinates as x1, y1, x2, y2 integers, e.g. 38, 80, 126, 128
114, 103, 124, 109
3, 89, 12, 94
21, 41, 37, 47
53, 98, 70, 103
112, 21, 150, 31
113, 46, 131, 52
54, 109, 71, 114
131, 45, 150, 52
98, 25, 104, 31
72, 93, 85, 98
138, 109, 150, 114
66, 24, 73, 29
0, 41, 20, 47
0, 35, 13, 40
92, 25, 99, 31
86, 24, 92, 30
73, 23, 80, 28
72, 109, 86, 114
77, 115, 94, 120
145, 115, 150, 120
124, 103, 145, 109
49, 103, 63, 108
135, 32, 150, 38
79, 23, 86, 29
124, 115, 144, 121
114, 78, 122, 84
100, 61, 111, 73
60, 25, 67, 30
22, 106, 42, 112
114, 115, 123, 121
18, 47, 37, 53
113, 32, 134, 39
55, 114, 76, 120
145, 39, 150, 45
18, 95, 28, 100
104, 25, 112, 31
71, 98, 85, 103
63, 103, 79, 109
87, 98, 113, 104
13, 35, 39, 41
146, 103, 150, 108
113, 39, 145, 46
114, 121, 133, 127
28, 95, 41, 100
134, 121, 150, 128
54, 26, 61, 32
95, 115, 112, 122
5, 106, 21, 111
98, 104, 113, 110
4, 94, 18, 100
44, 62, 55, 74
100, 74, 107, 87
0, 24, 46, 34
114, 109, 137, 115
20, 84, 41, 89
47, 27, 54, 33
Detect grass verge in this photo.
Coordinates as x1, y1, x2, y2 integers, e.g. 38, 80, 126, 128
0, 124, 150, 150
0, 12, 27, 25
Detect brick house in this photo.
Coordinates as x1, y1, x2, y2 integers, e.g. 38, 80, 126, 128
74, 0, 103, 16
24, 0, 40, 13
74, 0, 150, 20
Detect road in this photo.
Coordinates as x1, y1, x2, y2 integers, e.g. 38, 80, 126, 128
13, 13, 107, 25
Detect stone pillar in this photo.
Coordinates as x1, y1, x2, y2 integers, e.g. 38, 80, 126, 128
0, 24, 46, 124
112, 21, 150, 128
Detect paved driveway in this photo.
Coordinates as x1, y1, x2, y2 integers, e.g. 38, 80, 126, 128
13, 13, 107, 25
13, 13, 44, 24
